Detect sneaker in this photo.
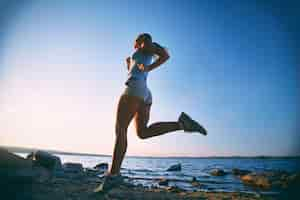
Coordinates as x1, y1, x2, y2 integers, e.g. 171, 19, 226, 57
178, 112, 207, 135
93, 174, 124, 193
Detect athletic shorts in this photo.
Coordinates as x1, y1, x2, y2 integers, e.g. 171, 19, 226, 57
123, 80, 152, 105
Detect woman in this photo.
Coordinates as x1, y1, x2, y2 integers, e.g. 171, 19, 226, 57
94, 33, 207, 192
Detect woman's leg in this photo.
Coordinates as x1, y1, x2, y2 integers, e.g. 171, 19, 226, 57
109, 94, 141, 175
134, 103, 183, 139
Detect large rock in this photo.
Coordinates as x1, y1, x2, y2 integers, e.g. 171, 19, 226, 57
0, 148, 51, 184
63, 162, 83, 173
240, 170, 300, 191
166, 163, 181, 171
0, 148, 32, 169
210, 169, 227, 176
32, 151, 62, 171
278, 173, 300, 199
0, 148, 34, 184
240, 173, 271, 189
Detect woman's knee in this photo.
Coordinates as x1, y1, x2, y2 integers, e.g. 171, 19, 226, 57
136, 127, 148, 139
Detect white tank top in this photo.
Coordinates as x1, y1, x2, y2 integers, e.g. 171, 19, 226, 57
125, 50, 153, 86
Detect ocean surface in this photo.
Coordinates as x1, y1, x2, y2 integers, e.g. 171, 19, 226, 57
17, 153, 300, 194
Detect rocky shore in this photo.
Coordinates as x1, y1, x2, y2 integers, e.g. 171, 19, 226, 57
1, 148, 299, 200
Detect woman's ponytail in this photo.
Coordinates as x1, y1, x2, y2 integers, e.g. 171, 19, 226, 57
152, 42, 166, 51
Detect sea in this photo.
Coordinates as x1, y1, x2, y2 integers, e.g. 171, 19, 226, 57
17, 153, 300, 195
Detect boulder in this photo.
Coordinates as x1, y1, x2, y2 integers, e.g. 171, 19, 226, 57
0, 148, 32, 169
0, 148, 51, 184
32, 151, 62, 171
240, 173, 271, 189
166, 163, 181, 171
210, 169, 227, 176
232, 168, 251, 176
274, 172, 300, 189
0, 148, 34, 184
278, 172, 300, 199
63, 162, 83, 173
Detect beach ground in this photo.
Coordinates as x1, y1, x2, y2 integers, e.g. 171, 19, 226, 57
3, 175, 278, 200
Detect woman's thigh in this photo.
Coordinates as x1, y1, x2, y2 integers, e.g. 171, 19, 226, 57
115, 94, 142, 130
134, 102, 152, 134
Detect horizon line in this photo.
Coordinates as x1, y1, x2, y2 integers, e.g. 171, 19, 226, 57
1, 145, 300, 159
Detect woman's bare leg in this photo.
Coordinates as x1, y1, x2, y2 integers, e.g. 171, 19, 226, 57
109, 94, 141, 175
134, 103, 183, 139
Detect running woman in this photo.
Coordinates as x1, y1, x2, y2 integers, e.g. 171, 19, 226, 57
94, 33, 207, 192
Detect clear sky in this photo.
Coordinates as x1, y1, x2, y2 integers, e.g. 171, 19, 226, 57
0, 0, 299, 157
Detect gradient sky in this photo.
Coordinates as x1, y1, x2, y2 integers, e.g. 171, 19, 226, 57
0, 0, 299, 157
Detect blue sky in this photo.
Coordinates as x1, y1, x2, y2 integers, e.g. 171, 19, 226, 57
0, 0, 299, 156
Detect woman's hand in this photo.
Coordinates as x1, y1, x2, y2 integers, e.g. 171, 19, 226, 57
137, 63, 147, 72
126, 57, 131, 70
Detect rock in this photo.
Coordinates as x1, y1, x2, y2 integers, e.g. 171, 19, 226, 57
278, 173, 300, 188
26, 152, 34, 160
191, 181, 201, 187
210, 169, 227, 176
158, 178, 169, 186
32, 165, 52, 183
0, 148, 51, 184
94, 162, 108, 171
0, 148, 34, 184
232, 168, 251, 176
166, 186, 183, 193
240, 173, 271, 189
191, 177, 201, 187
63, 162, 83, 173
33, 151, 62, 171
166, 163, 181, 171
85, 167, 100, 176
0, 148, 32, 169
278, 172, 300, 199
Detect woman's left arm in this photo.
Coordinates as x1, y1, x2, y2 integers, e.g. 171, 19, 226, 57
146, 43, 170, 72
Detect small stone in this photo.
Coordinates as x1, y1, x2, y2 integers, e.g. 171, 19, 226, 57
232, 168, 251, 176
192, 177, 197, 182
166, 186, 183, 193
166, 163, 181, 171
158, 178, 169, 186
210, 169, 227, 176
94, 163, 108, 171
191, 181, 201, 187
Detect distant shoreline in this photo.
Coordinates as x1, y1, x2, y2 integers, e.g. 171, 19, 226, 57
2, 145, 300, 159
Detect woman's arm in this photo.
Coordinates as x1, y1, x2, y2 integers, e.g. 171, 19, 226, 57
139, 43, 170, 72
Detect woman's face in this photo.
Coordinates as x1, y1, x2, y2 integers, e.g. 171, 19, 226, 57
134, 38, 144, 49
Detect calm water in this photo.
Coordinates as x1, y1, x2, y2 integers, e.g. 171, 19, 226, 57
18, 153, 300, 194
